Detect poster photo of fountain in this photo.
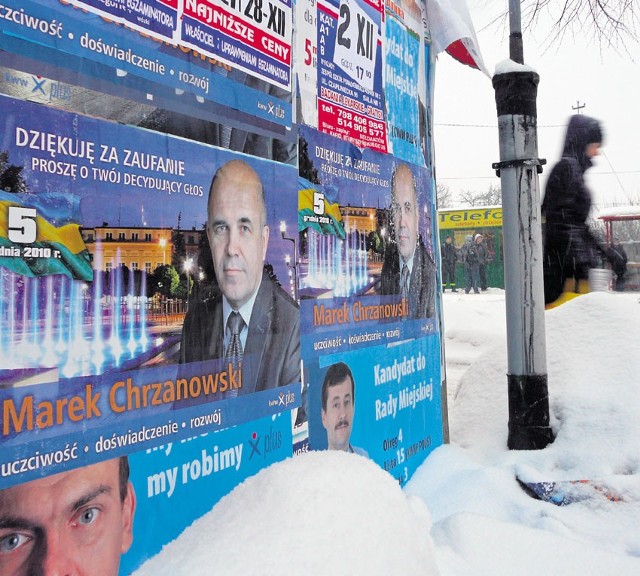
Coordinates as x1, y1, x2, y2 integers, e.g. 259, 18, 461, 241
298, 125, 437, 322
0, 94, 302, 487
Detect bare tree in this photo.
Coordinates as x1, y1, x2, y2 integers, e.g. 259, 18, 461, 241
458, 189, 477, 207
488, 1, 639, 52
436, 181, 454, 208
458, 183, 502, 207
610, 220, 640, 243
588, 216, 606, 244
623, 191, 640, 207
530, 0, 638, 50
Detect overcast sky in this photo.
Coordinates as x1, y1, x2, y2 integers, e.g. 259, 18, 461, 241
433, 0, 640, 212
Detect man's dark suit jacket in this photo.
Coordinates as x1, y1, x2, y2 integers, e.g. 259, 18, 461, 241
179, 271, 300, 394
380, 239, 436, 319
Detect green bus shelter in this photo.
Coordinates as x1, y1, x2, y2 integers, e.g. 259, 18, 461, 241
437, 206, 504, 289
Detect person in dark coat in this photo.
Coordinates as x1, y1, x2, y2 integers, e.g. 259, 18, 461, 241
607, 238, 628, 292
542, 115, 606, 305
440, 235, 458, 292
460, 234, 480, 294
474, 233, 488, 291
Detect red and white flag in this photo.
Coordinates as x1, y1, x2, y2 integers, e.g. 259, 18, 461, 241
425, 0, 490, 76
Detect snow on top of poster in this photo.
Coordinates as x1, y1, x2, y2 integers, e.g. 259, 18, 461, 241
131, 451, 440, 576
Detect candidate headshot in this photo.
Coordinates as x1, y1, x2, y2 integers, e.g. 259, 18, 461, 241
0, 457, 135, 576
379, 163, 436, 318
179, 158, 301, 395
321, 362, 368, 457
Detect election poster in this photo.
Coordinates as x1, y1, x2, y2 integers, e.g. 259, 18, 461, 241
298, 124, 442, 480
308, 337, 442, 486
123, 413, 292, 572
316, 0, 387, 152
0, 94, 301, 478
298, 124, 437, 320
0, 0, 294, 158
0, 90, 302, 570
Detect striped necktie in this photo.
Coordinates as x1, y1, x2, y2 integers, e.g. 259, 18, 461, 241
225, 311, 244, 397
401, 264, 409, 299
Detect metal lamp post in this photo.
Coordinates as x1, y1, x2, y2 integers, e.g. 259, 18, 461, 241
492, 0, 553, 450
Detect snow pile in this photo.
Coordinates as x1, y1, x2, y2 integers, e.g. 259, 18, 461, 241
406, 291, 640, 574
133, 450, 440, 576
133, 290, 640, 575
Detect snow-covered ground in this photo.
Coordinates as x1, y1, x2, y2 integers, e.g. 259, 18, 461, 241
134, 290, 640, 575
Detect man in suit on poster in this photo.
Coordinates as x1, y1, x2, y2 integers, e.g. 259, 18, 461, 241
179, 159, 300, 395
0, 457, 135, 576
380, 163, 436, 318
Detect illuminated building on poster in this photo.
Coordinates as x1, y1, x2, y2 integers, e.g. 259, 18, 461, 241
82, 226, 173, 273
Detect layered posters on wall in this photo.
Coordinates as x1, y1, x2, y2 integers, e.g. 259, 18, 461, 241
0, 92, 300, 570
296, 0, 431, 165
298, 124, 442, 486
0, 3, 301, 571
0, 0, 443, 572
0, 0, 295, 162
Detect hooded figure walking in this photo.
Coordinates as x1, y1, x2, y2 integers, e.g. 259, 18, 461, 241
542, 115, 606, 307
461, 234, 480, 294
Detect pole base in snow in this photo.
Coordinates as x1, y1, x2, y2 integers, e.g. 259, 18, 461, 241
507, 374, 554, 450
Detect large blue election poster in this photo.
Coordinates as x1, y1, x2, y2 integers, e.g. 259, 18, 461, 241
0, 93, 302, 576
298, 124, 442, 485
0, 95, 300, 480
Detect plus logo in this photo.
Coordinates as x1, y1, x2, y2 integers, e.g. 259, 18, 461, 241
248, 426, 283, 460
248, 431, 262, 459
31, 76, 46, 95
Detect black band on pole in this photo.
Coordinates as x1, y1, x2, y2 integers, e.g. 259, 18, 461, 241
493, 71, 539, 118
492, 158, 546, 177
507, 373, 554, 450
509, 32, 524, 65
